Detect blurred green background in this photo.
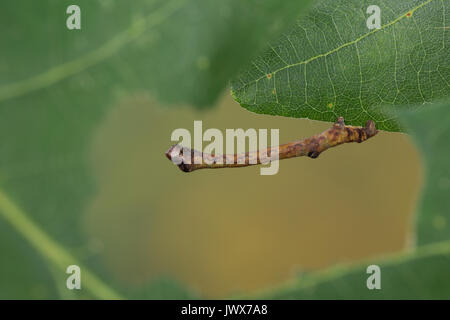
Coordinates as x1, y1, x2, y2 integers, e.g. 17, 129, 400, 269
0, 0, 439, 299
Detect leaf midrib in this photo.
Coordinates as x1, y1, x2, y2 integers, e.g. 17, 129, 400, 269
0, 188, 123, 299
0, 0, 187, 104
237, 237, 450, 299
232, 0, 435, 92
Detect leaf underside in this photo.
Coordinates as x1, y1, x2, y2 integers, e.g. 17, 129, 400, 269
231, 0, 450, 132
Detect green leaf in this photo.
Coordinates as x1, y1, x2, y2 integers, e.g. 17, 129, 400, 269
0, 191, 122, 299
252, 240, 450, 299
244, 99, 450, 299
0, 0, 314, 299
1, 0, 315, 108
231, 0, 450, 131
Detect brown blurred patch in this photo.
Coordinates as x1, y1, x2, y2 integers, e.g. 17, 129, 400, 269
84, 92, 423, 297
